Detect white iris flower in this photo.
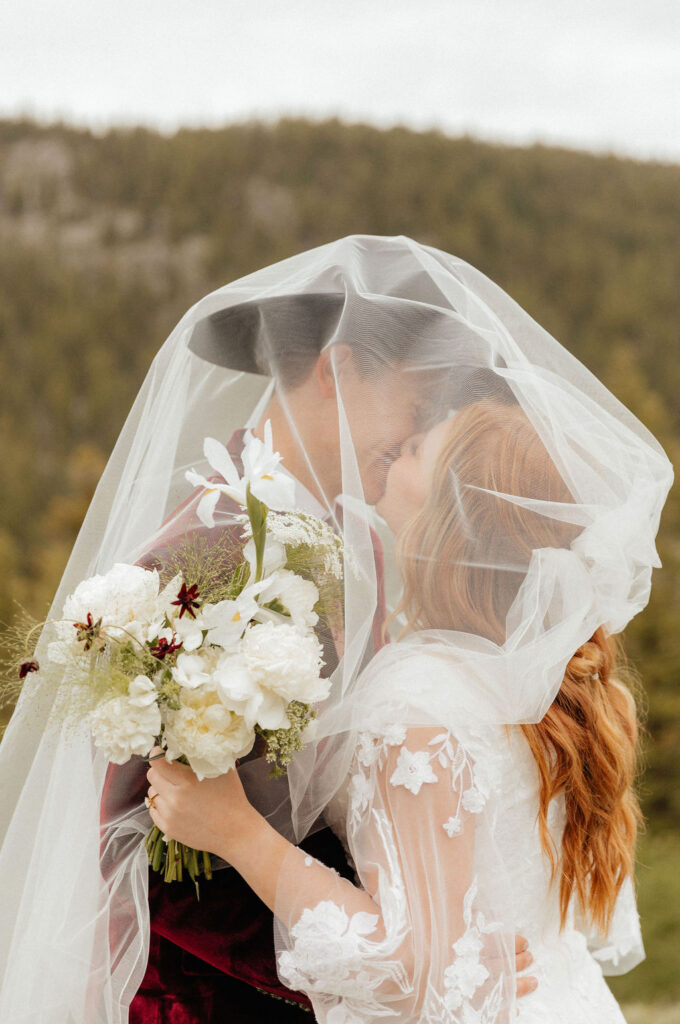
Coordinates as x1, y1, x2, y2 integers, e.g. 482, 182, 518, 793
185, 419, 296, 527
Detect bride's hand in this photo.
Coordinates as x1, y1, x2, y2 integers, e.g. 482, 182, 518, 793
514, 935, 537, 999
145, 746, 257, 858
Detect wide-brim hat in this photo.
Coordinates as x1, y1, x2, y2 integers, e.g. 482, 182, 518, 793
187, 287, 514, 415
187, 292, 346, 374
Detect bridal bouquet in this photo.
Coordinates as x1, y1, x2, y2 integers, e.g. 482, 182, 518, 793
6, 423, 343, 894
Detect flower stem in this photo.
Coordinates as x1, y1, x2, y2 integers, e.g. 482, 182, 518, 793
202, 849, 213, 880
143, 826, 210, 901
152, 832, 165, 873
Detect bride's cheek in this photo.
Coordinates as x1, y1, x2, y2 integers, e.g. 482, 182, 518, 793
393, 464, 425, 513
386, 461, 407, 501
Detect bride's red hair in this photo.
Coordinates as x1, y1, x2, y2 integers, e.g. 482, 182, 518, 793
392, 399, 642, 933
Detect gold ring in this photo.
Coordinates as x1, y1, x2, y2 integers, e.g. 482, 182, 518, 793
147, 793, 158, 809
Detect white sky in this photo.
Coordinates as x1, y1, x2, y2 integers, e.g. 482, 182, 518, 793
2, 0, 679, 162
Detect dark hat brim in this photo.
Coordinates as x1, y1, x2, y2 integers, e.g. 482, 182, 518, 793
187, 292, 346, 374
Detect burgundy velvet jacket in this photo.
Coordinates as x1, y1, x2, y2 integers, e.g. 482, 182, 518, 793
100, 432, 387, 1023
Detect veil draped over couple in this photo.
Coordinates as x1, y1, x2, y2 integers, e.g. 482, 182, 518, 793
0, 235, 673, 1023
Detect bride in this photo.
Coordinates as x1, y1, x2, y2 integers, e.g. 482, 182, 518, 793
145, 395, 663, 1022
0, 234, 672, 1023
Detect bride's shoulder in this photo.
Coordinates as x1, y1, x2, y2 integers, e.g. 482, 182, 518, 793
353, 639, 507, 745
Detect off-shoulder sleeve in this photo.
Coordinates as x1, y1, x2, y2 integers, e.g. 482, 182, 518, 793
272, 725, 515, 1023
574, 875, 645, 976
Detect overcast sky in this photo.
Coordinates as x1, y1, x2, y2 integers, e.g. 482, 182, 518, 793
2, 0, 679, 162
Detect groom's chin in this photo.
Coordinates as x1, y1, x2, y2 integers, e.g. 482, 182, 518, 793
365, 484, 387, 510
361, 468, 390, 508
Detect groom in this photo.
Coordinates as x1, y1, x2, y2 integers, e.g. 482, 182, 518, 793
100, 292, 436, 1023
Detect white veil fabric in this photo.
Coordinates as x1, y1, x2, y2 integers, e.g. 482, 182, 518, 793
0, 234, 673, 1022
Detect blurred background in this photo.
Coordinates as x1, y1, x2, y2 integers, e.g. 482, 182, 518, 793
0, 2, 678, 1019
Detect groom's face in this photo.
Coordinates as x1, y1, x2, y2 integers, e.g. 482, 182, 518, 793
333, 355, 429, 506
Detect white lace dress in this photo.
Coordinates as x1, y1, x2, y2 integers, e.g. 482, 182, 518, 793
272, 714, 644, 1023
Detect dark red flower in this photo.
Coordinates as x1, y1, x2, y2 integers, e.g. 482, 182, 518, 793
171, 583, 201, 619
150, 635, 183, 660
19, 660, 40, 679
73, 612, 104, 651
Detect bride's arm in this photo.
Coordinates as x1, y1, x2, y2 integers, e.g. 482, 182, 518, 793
148, 727, 533, 1020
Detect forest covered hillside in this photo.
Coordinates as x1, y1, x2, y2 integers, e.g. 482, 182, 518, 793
0, 117, 678, 1004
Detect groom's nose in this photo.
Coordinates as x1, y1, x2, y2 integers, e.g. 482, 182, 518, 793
400, 433, 425, 457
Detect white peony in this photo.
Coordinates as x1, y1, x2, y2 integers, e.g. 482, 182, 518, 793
163, 685, 255, 779
50, 563, 169, 663
242, 622, 328, 704
212, 650, 291, 731
171, 647, 222, 690
90, 674, 160, 764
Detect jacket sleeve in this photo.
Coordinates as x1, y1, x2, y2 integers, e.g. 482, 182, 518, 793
272, 724, 515, 1022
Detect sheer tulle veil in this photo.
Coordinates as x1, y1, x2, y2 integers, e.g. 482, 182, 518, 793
0, 235, 673, 1021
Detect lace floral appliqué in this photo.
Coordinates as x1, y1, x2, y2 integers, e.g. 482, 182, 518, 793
389, 747, 438, 795
277, 896, 410, 1020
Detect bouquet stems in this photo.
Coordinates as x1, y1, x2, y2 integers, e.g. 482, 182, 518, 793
144, 825, 212, 901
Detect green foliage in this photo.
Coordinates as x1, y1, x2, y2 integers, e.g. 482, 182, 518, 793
609, 831, 680, 1004
0, 116, 678, 995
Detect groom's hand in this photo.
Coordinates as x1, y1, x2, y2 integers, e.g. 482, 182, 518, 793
515, 935, 537, 998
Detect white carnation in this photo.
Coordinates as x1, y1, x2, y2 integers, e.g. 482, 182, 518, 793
90, 674, 160, 764
163, 685, 255, 780
242, 622, 329, 704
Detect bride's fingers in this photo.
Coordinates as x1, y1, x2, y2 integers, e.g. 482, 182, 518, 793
516, 975, 538, 998
147, 759, 186, 789
515, 950, 534, 972
147, 801, 166, 834
147, 753, 194, 787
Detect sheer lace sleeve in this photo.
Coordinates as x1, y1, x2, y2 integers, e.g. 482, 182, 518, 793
273, 725, 514, 1023
574, 875, 645, 976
